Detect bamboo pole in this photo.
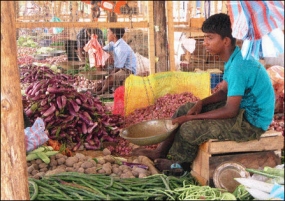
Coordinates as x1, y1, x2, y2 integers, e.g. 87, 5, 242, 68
166, 1, 175, 71
147, 1, 155, 74
1, 1, 29, 199
222, 1, 228, 14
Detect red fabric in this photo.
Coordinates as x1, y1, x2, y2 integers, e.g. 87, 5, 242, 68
113, 86, 125, 116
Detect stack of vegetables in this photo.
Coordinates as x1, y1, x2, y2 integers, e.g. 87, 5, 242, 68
22, 64, 123, 151
28, 172, 237, 200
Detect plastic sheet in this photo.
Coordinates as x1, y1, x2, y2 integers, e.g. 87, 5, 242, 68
267, 65, 284, 113
24, 118, 49, 152
228, 1, 284, 60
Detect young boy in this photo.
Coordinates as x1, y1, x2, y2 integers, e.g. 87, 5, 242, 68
132, 13, 275, 172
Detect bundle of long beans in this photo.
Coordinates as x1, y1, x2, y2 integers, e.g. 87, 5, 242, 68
28, 172, 197, 200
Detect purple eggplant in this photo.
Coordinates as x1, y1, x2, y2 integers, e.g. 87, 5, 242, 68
83, 143, 100, 150
72, 141, 82, 152
87, 122, 98, 133
61, 95, 67, 109
56, 96, 62, 109
42, 104, 56, 117
78, 113, 93, 126
69, 99, 80, 113
82, 122, 87, 134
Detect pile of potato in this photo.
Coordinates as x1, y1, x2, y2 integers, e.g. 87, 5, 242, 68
27, 149, 159, 179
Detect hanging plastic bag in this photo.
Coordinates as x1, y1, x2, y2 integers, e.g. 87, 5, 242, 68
135, 52, 150, 76
50, 16, 64, 34
267, 65, 284, 113
24, 117, 49, 152
84, 34, 109, 68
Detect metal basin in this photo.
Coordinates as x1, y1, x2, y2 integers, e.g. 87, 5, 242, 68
120, 119, 178, 146
50, 50, 66, 56
34, 54, 53, 60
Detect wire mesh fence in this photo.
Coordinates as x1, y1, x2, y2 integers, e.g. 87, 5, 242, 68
16, 1, 231, 98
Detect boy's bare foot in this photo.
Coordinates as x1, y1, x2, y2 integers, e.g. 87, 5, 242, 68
131, 147, 166, 161
154, 158, 175, 171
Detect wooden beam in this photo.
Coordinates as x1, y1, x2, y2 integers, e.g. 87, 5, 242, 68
147, 1, 155, 74
1, 1, 29, 200
15, 21, 149, 29
166, 1, 175, 71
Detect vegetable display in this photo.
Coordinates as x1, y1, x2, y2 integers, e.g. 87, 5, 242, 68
27, 172, 199, 200
26, 145, 59, 164
22, 65, 123, 151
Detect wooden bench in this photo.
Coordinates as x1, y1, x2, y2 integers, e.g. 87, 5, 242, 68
191, 130, 284, 187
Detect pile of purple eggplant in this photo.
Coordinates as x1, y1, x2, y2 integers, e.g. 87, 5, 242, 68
23, 66, 123, 151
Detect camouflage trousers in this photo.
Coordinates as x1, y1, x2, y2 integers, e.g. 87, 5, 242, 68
168, 101, 265, 163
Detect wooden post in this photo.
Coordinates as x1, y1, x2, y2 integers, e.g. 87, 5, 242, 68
147, 1, 155, 74
153, 1, 168, 72
1, 1, 30, 200
166, 1, 176, 71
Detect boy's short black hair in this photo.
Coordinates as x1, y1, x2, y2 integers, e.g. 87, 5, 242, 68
109, 28, 125, 39
202, 13, 235, 41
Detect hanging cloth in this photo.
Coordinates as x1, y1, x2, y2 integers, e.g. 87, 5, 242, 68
227, 1, 284, 60
83, 34, 110, 68
204, 1, 211, 19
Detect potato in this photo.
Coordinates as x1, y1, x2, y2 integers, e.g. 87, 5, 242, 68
77, 167, 85, 173
80, 161, 94, 169
65, 157, 79, 167
57, 158, 66, 165
102, 148, 111, 156
66, 167, 76, 172
98, 169, 106, 174
85, 167, 97, 174
132, 166, 148, 174
103, 155, 115, 163
38, 163, 48, 169
112, 167, 121, 175
138, 173, 147, 178
131, 170, 139, 177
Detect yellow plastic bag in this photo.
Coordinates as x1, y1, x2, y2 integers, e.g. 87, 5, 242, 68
124, 71, 211, 116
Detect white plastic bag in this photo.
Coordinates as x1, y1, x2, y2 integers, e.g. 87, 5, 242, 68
25, 118, 49, 152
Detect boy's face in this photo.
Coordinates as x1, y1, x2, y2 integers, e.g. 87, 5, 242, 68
203, 33, 226, 56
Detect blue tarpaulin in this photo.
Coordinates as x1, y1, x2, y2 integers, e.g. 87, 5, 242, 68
227, 1, 284, 60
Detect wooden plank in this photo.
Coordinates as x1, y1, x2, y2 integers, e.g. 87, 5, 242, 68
192, 149, 211, 177
147, 1, 155, 75
166, 1, 176, 71
15, 21, 149, 29
210, 130, 282, 142
191, 170, 208, 186
208, 135, 284, 154
190, 18, 205, 28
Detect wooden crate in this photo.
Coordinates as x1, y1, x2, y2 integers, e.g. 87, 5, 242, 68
191, 130, 284, 186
